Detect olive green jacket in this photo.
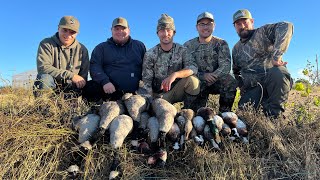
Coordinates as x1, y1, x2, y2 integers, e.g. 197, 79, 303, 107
36, 32, 89, 83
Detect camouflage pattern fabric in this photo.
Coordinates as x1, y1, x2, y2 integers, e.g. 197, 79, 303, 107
184, 36, 237, 112
232, 22, 293, 91
157, 14, 175, 32
232, 22, 294, 118
193, 74, 237, 112
141, 43, 197, 94
184, 36, 232, 81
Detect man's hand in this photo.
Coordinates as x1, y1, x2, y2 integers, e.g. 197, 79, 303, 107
161, 72, 177, 92
103, 82, 116, 94
72, 74, 86, 89
204, 73, 217, 85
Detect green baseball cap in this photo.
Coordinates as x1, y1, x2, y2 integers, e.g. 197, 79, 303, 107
197, 12, 214, 23
112, 17, 129, 28
59, 16, 80, 33
233, 9, 252, 23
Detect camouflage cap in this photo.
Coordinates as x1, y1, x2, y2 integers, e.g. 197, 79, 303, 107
59, 16, 80, 33
157, 14, 175, 33
197, 12, 214, 23
112, 17, 129, 28
233, 9, 252, 23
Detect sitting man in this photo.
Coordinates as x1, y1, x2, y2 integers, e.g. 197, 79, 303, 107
139, 14, 200, 109
87, 17, 146, 102
184, 12, 237, 112
33, 16, 89, 99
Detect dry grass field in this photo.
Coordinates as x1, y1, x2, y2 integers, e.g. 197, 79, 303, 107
0, 86, 319, 180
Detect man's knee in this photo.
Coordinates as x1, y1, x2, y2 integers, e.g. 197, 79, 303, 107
267, 66, 291, 85
34, 74, 56, 90
184, 75, 200, 95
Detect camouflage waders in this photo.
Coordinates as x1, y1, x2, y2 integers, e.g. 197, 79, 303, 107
193, 74, 237, 112
239, 66, 292, 118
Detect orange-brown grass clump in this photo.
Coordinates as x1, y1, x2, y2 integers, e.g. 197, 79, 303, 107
0, 87, 319, 179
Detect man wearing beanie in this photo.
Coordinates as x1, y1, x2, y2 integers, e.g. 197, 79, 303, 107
34, 16, 89, 98
232, 9, 293, 118
184, 12, 237, 112
140, 14, 200, 109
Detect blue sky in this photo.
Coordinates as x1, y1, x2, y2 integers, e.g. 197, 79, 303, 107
0, 0, 319, 86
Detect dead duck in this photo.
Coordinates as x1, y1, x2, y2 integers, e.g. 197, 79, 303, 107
236, 118, 249, 143
204, 124, 221, 150
147, 98, 177, 167
176, 108, 194, 149
151, 98, 177, 149
67, 114, 100, 179
85, 101, 126, 148
72, 113, 100, 145
146, 116, 167, 167
192, 116, 205, 145
139, 112, 151, 138
167, 122, 181, 150
108, 114, 133, 179
221, 112, 248, 143
197, 107, 223, 150
130, 112, 152, 152
147, 116, 160, 151
221, 112, 240, 139
122, 93, 149, 142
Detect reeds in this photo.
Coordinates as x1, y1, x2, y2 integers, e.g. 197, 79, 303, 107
0, 87, 319, 179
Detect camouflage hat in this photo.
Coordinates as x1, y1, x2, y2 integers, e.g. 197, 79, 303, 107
197, 12, 214, 23
233, 9, 252, 23
58, 16, 80, 33
112, 17, 129, 28
157, 14, 175, 33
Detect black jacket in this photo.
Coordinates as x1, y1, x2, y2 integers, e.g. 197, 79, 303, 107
90, 37, 146, 92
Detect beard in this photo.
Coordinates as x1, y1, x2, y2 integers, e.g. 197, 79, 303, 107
238, 29, 254, 39
161, 37, 173, 45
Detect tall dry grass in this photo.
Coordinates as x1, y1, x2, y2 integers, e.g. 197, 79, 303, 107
0, 87, 319, 179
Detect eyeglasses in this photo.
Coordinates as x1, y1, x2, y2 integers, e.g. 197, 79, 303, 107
197, 22, 214, 28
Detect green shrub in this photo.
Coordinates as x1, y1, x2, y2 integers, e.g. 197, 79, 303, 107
314, 96, 320, 107
294, 82, 305, 91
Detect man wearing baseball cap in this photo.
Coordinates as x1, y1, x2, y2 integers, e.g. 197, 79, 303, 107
232, 9, 294, 119
34, 15, 89, 99
89, 17, 146, 101
184, 12, 237, 112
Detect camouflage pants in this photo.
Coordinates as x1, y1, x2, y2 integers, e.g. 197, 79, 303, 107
239, 66, 292, 118
262, 66, 292, 118
192, 74, 237, 112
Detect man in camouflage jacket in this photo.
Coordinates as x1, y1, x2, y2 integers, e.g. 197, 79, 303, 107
140, 14, 200, 108
232, 9, 293, 118
184, 12, 237, 112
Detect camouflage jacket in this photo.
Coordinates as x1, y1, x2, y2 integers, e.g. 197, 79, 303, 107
232, 22, 293, 89
184, 36, 232, 81
141, 43, 197, 94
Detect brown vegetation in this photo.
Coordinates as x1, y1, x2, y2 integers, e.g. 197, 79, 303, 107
0, 87, 319, 179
